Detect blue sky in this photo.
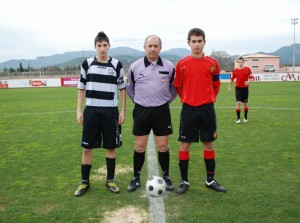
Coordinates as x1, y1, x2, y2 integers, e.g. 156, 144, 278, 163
0, 0, 299, 62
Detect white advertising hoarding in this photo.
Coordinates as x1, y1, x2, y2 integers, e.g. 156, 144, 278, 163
0, 78, 61, 88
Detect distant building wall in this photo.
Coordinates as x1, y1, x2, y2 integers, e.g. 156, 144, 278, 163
236, 54, 280, 73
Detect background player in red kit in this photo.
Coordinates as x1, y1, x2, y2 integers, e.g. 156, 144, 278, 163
174, 28, 226, 194
228, 56, 252, 123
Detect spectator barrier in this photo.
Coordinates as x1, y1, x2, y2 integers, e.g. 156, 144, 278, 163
0, 73, 299, 89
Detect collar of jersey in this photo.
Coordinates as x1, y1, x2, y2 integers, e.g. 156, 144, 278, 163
144, 56, 163, 67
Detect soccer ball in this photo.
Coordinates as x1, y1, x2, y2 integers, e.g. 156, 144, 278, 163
146, 176, 166, 197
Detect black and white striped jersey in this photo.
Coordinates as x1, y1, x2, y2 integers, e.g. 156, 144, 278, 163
78, 57, 126, 107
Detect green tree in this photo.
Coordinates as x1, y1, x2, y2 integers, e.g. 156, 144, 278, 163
19, 62, 24, 72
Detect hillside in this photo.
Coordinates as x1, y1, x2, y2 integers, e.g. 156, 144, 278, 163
262, 44, 300, 65
0, 45, 299, 70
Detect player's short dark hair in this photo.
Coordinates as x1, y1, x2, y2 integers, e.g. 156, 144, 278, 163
187, 28, 205, 41
94, 31, 110, 45
236, 56, 245, 62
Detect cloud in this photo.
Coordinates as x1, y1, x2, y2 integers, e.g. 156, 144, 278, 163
0, 0, 299, 62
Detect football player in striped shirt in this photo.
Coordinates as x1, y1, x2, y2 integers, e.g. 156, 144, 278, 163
75, 31, 126, 196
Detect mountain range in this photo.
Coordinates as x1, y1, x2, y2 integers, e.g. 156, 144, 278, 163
0, 44, 299, 70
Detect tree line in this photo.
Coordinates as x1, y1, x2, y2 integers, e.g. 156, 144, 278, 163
1, 50, 236, 78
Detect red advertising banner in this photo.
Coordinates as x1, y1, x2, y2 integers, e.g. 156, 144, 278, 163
0, 81, 9, 88
61, 77, 80, 87
29, 79, 48, 87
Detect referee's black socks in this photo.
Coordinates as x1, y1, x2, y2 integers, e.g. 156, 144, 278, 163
133, 151, 145, 179
158, 150, 170, 177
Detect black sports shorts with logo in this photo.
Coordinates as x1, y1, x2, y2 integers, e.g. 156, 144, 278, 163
133, 103, 173, 136
81, 106, 121, 149
235, 87, 249, 103
178, 103, 217, 143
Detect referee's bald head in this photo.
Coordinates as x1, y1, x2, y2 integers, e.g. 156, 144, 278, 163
144, 35, 162, 47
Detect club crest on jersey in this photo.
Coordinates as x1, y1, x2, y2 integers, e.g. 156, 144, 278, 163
210, 66, 215, 73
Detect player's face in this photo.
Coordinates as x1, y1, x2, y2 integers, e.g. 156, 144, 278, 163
237, 59, 245, 68
144, 37, 161, 62
188, 35, 206, 57
95, 41, 110, 57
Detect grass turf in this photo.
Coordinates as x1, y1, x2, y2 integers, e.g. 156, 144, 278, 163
0, 82, 299, 222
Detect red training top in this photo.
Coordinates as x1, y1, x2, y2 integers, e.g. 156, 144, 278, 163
174, 55, 221, 106
230, 66, 252, 88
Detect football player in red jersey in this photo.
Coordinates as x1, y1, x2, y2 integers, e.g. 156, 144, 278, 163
174, 28, 226, 194
228, 56, 252, 123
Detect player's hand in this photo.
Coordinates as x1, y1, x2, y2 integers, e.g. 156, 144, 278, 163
77, 112, 83, 126
118, 111, 125, 125
244, 81, 249, 86
228, 87, 231, 93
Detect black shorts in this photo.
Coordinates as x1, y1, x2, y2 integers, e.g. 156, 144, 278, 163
133, 103, 173, 136
235, 87, 249, 103
81, 106, 121, 149
178, 103, 217, 143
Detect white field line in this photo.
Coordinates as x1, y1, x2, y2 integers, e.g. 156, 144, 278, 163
1, 106, 300, 118
147, 131, 166, 223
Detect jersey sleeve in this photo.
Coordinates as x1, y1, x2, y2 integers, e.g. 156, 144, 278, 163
212, 60, 221, 97
247, 67, 252, 78
117, 63, 126, 90
168, 67, 177, 103
230, 70, 236, 81
78, 60, 88, 90
125, 67, 135, 101
174, 61, 183, 98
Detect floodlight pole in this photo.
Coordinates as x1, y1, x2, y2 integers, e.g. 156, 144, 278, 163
37, 56, 44, 76
291, 18, 298, 72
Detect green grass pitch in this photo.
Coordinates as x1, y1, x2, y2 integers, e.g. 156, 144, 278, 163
0, 82, 299, 222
